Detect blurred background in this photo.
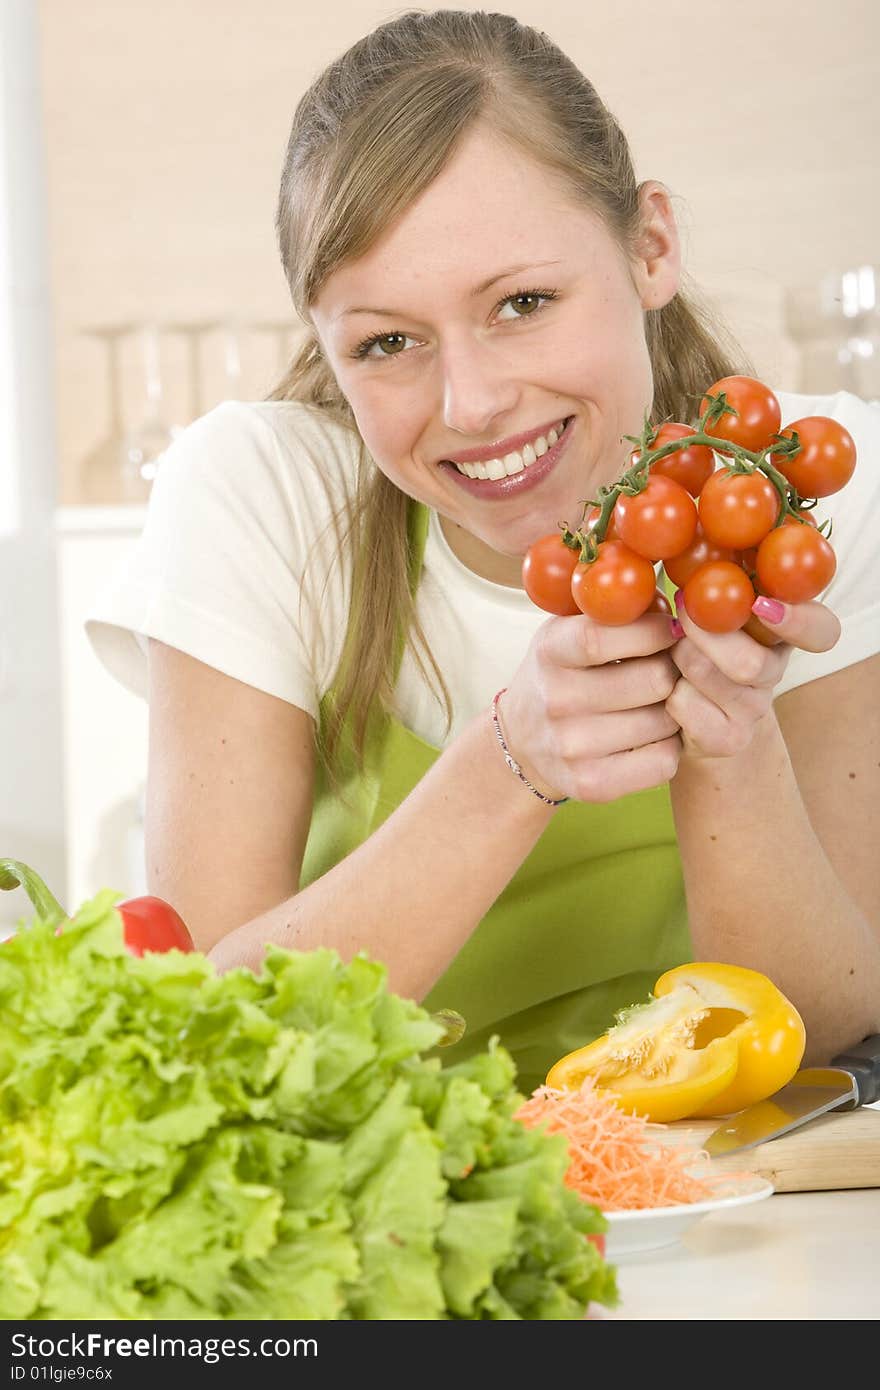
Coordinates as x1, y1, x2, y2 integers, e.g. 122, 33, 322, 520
1, 0, 878, 927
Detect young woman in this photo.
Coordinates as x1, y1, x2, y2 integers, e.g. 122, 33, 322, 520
88, 10, 880, 1094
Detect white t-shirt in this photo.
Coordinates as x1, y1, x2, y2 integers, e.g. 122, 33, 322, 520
86, 389, 880, 746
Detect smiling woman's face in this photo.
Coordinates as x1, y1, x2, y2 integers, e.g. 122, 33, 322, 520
311, 123, 681, 585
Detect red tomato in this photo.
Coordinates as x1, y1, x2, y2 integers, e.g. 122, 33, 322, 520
740, 511, 815, 574
682, 561, 755, 633
582, 502, 621, 542
118, 896, 195, 956
770, 416, 857, 498
648, 588, 673, 616
570, 541, 657, 626
699, 470, 780, 549
783, 508, 819, 527
662, 521, 736, 587
755, 524, 837, 603
522, 533, 581, 615
741, 614, 785, 648
644, 422, 715, 496
614, 475, 698, 560
586, 1232, 606, 1258
699, 376, 782, 453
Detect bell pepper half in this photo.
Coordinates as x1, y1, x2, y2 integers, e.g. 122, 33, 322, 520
545, 961, 806, 1122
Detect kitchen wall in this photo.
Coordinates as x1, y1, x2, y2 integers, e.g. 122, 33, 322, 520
38, 0, 880, 503
3, 0, 876, 922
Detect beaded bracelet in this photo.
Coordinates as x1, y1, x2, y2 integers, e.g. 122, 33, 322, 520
490, 689, 569, 807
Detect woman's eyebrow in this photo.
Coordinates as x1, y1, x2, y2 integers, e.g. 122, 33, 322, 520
471, 258, 563, 297
334, 259, 564, 320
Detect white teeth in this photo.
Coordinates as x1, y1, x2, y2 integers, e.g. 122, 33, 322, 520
452, 419, 567, 479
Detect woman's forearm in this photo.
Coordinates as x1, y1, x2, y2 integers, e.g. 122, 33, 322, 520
207, 706, 556, 997
669, 710, 880, 1063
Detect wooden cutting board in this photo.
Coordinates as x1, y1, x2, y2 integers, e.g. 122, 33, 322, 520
667, 1107, 880, 1193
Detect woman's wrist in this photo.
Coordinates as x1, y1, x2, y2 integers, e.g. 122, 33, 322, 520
490, 689, 569, 807
673, 705, 782, 778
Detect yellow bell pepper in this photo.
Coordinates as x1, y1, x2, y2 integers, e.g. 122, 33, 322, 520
545, 962, 806, 1122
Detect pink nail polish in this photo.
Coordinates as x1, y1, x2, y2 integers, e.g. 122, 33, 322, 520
673, 587, 686, 615
751, 595, 786, 623
670, 618, 684, 639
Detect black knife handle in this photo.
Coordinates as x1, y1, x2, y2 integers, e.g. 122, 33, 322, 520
830, 1034, 880, 1106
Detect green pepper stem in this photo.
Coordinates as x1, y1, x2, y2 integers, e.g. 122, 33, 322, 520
0, 859, 67, 926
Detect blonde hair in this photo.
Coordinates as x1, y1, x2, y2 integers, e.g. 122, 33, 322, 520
267, 8, 750, 776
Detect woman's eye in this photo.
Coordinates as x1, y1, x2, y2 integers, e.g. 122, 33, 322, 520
496, 290, 557, 321
354, 331, 412, 360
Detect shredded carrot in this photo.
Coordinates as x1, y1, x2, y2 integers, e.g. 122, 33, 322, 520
514, 1077, 738, 1212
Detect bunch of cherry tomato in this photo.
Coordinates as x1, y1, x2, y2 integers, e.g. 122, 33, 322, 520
522, 375, 857, 637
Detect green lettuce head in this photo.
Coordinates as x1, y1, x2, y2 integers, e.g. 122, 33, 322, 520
0, 892, 617, 1320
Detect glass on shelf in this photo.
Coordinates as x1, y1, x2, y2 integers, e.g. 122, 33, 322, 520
783, 265, 879, 403
162, 319, 222, 420
165, 319, 252, 414
79, 322, 185, 505
77, 317, 307, 505
121, 323, 185, 492
252, 319, 302, 374
78, 323, 136, 504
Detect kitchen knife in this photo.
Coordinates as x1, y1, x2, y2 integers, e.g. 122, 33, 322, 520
703, 1033, 880, 1157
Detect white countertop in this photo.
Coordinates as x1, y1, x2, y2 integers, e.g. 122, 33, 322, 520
602, 1188, 879, 1320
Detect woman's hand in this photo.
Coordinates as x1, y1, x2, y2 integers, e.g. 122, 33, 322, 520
498, 612, 682, 804
668, 591, 841, 760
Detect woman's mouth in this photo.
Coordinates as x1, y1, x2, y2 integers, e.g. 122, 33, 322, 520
439, 416, 575, 498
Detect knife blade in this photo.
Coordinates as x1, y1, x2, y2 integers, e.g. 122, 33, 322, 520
703, 1033, 880, 1157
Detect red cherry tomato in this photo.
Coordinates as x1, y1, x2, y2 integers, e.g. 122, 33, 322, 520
614, 475, 698, 561
662, 521, 736, 588
586, 1232, 606, 1258
570, 541, 657, 626
740, 509, 817, 574
783, 508, 819, 527
582, 502, 621, 542
643, 422, 715, 496
755, 523, 837, 603
681, 561, 755, 633
522, 533, 581, 615
698, 470, 780, 549
118, 896, 195, 956
699, 376, 782, 454
648, 588, 673, 616
741, 613, 785, 648
770, 416, 857, 498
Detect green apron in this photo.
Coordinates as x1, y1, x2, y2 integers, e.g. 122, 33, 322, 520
300, 501, 692, 1095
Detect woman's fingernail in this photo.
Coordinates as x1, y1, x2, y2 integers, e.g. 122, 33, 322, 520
670, 618, 684, 639
673, 587, 686, 615
751, 595, 786, 624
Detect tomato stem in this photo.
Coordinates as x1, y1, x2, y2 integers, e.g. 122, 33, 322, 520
568, 412, 812, 560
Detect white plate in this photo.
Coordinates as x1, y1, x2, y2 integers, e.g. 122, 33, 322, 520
603, 1175, 774, 1259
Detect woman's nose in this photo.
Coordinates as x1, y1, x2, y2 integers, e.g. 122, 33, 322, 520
440, 341, 520, 438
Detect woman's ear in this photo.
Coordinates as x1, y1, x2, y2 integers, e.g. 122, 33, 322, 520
632, 181, 681, 310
